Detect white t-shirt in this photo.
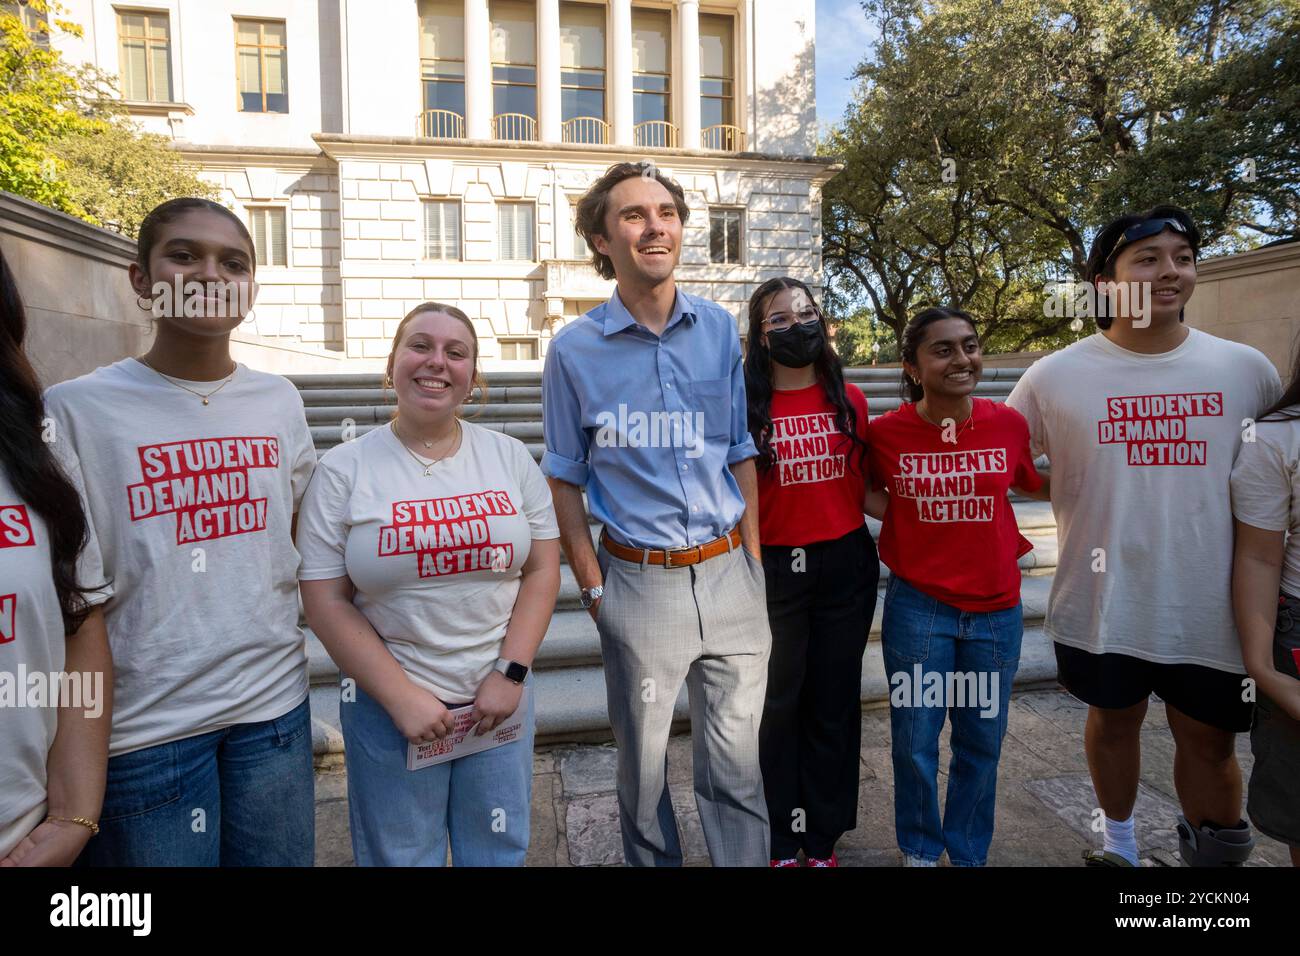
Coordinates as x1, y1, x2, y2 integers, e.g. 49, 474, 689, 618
0, 446, 112, 859
44, 358, 316, 756
1230, 412, 1300, 597
296, 419, 559, 704
1007, 329, 1281, 672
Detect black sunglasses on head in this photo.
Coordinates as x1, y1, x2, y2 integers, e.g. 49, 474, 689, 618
1105, 217, 1192, 264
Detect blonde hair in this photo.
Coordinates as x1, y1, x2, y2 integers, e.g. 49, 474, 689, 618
385, 302, 487, 418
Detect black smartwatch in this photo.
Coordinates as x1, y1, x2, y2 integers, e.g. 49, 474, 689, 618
493, 658, 529, 684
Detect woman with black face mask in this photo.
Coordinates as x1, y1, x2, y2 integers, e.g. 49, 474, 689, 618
743, 277, 879, 867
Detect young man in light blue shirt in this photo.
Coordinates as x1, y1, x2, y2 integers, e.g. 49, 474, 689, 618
542, 162, 772, 866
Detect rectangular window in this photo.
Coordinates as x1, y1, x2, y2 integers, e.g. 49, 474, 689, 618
423, 200, 461, 261
498, 338, 539, 361
490, 0, 536, 139
497, 202, 534, 261
560, 1, 604, 139
248, 206, 287, 267
631, 7, 671, 144
2, 2, 49, 47
419, 0, 465, 134
117, 10, 173, 102
566, 197, 591, 260
700, 13, 735, 130
235, 18, 288, 113
709, 208, 742, 265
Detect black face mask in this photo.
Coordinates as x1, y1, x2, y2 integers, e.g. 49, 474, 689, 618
767, 321, 824, 368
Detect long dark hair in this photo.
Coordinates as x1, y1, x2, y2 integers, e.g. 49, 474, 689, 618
899, 307, 979, 403
744, 276, 868, 475
1085, 204, 1200, 330
0, 249, 100, 634
1260, 337, 1300, 422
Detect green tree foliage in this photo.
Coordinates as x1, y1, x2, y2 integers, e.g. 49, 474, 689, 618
823, 0, 1300, 351
833, 306, 901, 367
0, 1, 217, 235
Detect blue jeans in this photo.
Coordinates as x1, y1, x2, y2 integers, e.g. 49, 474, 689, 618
78, 698, 315, 867
341, 680, 535, 866
881, 576, 1022, 866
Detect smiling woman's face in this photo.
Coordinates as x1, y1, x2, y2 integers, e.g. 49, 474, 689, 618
905, 317, 982, 401
388, 309, 476, 419
130, 208, 257, 335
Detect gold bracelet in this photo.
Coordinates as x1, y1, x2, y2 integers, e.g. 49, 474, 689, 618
46, 815, 99, 836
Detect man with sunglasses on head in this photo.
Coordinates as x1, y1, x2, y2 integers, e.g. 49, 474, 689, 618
1007, 205, 1281, 867
541, 162, 772, 867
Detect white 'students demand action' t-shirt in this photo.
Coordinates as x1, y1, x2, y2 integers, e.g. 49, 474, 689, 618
0, 444, 112, 858
1231, 413, 1300, 598
1007, 329, 1281, 672
44, 358, 316, 756
295, 419, 559, 704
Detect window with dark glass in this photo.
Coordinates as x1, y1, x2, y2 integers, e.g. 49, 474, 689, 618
560, 1, 605, 137
235, 19, 288, 113
490, 0, 536, 136
700, 13, 735, 129
709, 208, 742, 264
2, 2, 49, 47
419, 0, 465, 130
117, 10, 173, 102
632, 8, 671, 133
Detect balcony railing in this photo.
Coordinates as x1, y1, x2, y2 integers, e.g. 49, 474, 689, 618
634, 120, 678, 149
561, 116, 609, 145
416, 109, 465, 139
702, 124, 745, 151
493, 112, 537, 141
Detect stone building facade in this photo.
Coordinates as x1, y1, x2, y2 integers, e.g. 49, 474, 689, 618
49, 0, 835, 371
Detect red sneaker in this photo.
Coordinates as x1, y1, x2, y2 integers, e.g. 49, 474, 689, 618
805, 853, 838, 867
770, 857, 801, 868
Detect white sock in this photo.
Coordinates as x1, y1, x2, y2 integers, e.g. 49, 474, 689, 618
1103, 814, 1139, 866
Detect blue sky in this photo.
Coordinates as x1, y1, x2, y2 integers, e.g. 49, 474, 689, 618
815, 0, 879, 130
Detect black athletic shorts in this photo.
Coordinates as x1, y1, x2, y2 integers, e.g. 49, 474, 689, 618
1054, 641, 1253, 733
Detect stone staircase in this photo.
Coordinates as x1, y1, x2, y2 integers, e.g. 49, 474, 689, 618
289, 367, 1059, 754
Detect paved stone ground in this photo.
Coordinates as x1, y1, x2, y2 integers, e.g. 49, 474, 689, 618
313, 687, 1294, 867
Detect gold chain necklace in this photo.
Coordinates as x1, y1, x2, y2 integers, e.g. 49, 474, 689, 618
138, 357, 236, 406
391, 419, 461, 477
917, 398, 975, 434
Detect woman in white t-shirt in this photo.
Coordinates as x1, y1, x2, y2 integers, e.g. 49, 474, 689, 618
0, 250, 113, 867
298, 302, 561, 867
44, 198, 318, 867
1230, 361, 1300, 867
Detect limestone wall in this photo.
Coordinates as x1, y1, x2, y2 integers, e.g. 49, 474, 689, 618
1185, 240, 1300, 376
0, 192, 147, 387
0, 190, 348, 382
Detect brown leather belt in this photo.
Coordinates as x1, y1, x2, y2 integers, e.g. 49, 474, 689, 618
601, 527, 743, 568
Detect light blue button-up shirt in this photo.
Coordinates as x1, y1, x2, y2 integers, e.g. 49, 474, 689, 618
541, 288, 757, 550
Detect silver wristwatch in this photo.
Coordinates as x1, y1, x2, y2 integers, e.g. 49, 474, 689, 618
493, 658, 529, 684
579, 584, 604, 609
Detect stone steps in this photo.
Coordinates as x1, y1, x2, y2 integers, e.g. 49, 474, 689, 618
293, 366, 1058, 753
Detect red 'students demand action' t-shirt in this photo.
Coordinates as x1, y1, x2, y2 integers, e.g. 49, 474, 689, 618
756, 381, 870, 546
867, 398, 1041, 611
